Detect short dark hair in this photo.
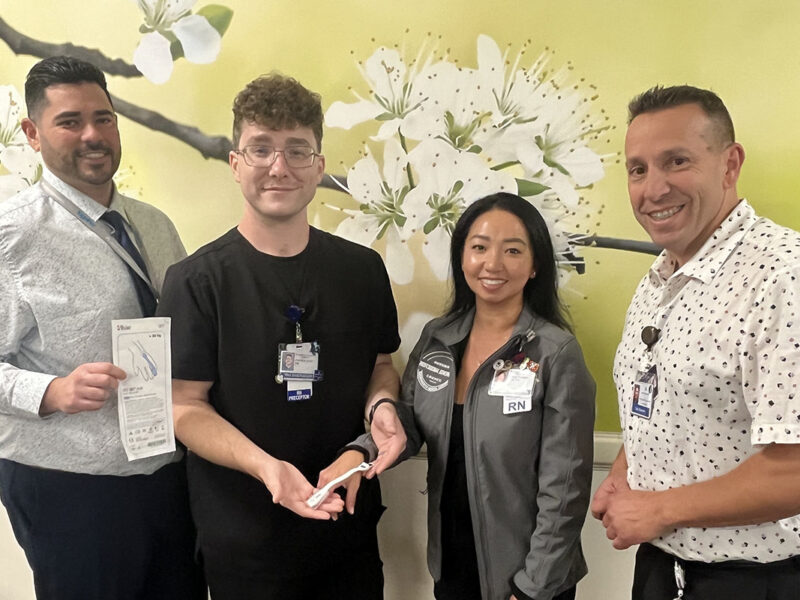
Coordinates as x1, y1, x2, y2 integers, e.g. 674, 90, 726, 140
232, 73, 323, 149
25, 56, 112, 119
447, 192, 571, 332
627, 85, 735, 146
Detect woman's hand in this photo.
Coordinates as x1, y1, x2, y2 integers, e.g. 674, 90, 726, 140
317, 450, 367, 514
368, 401, 406, 477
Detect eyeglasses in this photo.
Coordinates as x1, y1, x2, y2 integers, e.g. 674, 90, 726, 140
235, 145, 321, 168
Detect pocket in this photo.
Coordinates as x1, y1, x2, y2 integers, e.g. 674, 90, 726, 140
27, 468, 98, 535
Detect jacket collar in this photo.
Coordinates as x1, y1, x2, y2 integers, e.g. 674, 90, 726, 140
431, 304, 541, 347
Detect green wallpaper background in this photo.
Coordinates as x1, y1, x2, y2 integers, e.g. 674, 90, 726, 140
2, 0, 799, 430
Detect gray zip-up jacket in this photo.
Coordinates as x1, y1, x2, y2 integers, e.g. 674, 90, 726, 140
396, 306, 595, 600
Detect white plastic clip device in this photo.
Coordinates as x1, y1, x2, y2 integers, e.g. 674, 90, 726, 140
306, 461, 373, 509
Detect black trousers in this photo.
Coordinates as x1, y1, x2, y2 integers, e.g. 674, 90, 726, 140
205, 543, 384, 600
633, 542, 800, 600
0, 458, 206, 600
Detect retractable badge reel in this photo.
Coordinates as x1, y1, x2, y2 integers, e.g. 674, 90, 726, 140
631, 325, 660, 419
275, 304, 306, 385
275, 305, 323, 401
672, 560, 685, 599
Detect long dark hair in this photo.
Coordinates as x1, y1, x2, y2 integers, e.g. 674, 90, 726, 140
446, 192, 571, 332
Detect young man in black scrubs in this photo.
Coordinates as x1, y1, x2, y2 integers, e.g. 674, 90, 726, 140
157, 74, 406, 599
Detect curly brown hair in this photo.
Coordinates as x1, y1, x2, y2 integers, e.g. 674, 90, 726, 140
232, 73, 323, 149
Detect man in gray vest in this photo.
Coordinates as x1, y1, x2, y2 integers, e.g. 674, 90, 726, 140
0, 56, 205, 600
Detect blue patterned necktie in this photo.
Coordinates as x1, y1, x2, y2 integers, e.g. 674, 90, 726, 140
100, 210, 157, 317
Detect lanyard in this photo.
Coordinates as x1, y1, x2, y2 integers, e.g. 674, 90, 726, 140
260, 231, 313, 342
41, 180, 159, 299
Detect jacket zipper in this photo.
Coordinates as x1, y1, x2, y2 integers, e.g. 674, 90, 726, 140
464, 330, 534, 599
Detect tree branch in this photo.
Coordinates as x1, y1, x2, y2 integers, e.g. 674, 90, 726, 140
0, 15, 346, 190
111, 94, 231, 160
572, 234, 661, 255
0, 16, 140, 77
111, 98, 346, 195
0, 16, 661, 250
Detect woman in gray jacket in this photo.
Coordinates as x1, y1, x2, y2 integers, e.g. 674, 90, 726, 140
396, 192, 595, 600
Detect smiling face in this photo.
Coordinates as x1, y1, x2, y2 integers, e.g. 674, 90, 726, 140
21, 82, 121, 205
229, 123, 325, 228
625, 103, 744, 267
461, 208, 535, 313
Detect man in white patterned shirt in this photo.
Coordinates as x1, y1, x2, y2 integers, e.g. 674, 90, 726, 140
591, 85, 800, 599
0, 56, 204, 599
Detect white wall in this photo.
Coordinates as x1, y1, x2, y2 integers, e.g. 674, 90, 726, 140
0, 436, 634, 600
0, 500, 32, 600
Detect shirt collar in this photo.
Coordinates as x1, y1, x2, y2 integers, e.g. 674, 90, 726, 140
647, 199, 758, 286
41, 166, 124, 223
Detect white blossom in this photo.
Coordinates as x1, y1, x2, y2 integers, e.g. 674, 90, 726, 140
0, 85, 25, 150
403, 139, 516, 280
132, 0, 221, 84
325, 34, 611, 285
325, 44, 434, 141
402, 61, 487, 150
328, 138, 414, 284
0, 85, 41, 201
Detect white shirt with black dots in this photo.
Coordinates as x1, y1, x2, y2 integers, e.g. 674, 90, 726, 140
614, 199, 800, 563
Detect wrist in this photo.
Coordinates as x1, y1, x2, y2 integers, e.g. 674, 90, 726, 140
610, 447, 628, 476
338, 445, 370, 461
39, 377, 64, 416
367, 397, 396, 424
655, 487, 681, 530
253, 451, 281, 490
610, 468, 628, 488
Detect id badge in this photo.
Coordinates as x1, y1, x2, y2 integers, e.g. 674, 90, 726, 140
278, 342, 324, 382
631, 364, 658, 419
489, 358, 537, 397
